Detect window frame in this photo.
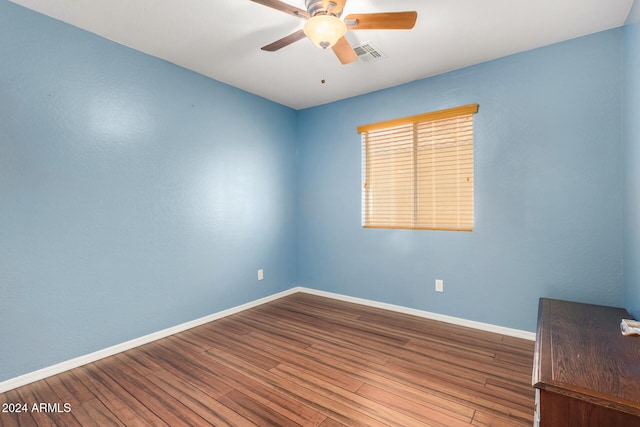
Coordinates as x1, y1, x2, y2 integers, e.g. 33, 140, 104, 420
358, 104, 478, 231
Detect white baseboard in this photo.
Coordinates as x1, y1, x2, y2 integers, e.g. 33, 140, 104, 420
0, 286, 534, 393
0, 288, 299, 394
296, 287, 537, 341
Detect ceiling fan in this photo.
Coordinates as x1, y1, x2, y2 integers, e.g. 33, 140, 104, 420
250, 0, 418, 65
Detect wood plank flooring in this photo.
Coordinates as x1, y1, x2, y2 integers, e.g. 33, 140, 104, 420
0, 293, 535, 426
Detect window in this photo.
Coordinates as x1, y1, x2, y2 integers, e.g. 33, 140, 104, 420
358, 104, 478, 231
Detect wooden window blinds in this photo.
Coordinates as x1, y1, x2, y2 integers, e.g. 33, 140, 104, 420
358, 104, 478, 231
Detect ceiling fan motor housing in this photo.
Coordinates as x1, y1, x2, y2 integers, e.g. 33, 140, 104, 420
306, 0, 342, 17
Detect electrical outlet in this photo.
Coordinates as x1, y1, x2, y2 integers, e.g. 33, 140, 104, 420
258, 269, 264, 281
435, 279, 444, 292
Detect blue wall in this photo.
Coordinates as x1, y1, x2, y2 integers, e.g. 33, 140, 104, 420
1, 0, 634, 383
0, 1, 297, 382
296, 29, 625, 332
624, 18, 640, 319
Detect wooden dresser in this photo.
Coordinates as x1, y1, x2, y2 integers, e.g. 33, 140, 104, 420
532, 298, 640, 426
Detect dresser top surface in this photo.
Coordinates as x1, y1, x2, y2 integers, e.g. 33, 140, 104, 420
533, 298, 640, 412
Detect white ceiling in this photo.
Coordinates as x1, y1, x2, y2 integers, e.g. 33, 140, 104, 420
9, 0, 636, 110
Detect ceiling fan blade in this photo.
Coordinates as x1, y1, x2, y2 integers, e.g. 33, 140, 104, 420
344, 12, 418, 30
249, 0, 309, 19
261, 29, 307, 52
332, 36, 358, 65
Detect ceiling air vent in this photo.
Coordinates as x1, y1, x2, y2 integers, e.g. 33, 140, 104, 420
353, 42, 387, 63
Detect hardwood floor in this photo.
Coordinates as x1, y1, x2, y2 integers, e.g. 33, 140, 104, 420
0, 293, 535, 426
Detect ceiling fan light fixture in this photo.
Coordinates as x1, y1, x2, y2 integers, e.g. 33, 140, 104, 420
303, 14, 347, 50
